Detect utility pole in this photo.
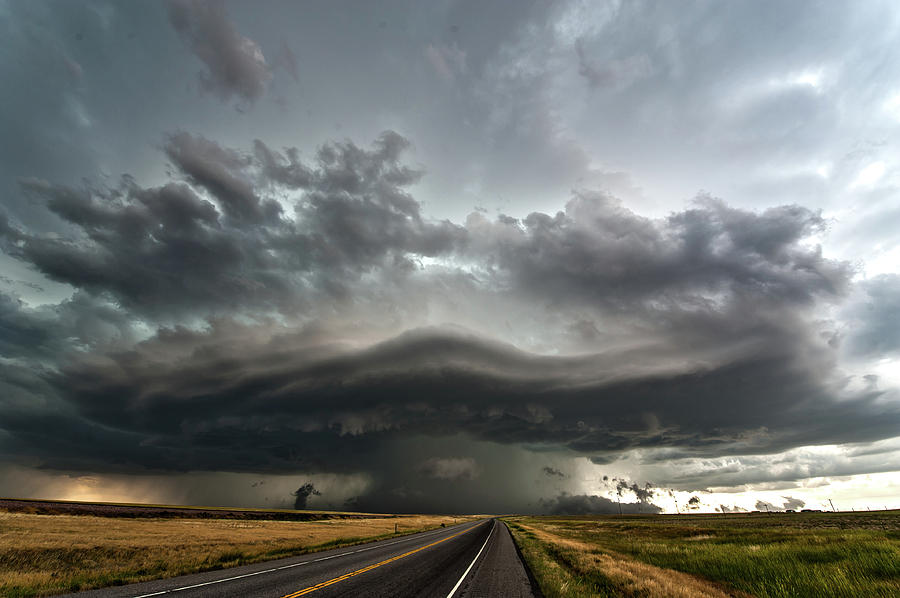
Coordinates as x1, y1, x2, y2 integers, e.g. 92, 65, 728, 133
828, 499, 837, 513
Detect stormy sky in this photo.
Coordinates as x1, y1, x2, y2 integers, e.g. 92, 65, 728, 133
2, 0, 900, 514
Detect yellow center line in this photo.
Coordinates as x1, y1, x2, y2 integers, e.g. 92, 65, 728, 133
278, 523, 481, 598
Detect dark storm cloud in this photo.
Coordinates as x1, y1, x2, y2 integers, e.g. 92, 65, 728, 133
541, 492, 663, 515
167, 0, 271, 105
0, 293, 58, 359
6, 177, 286, 318
467, 192, 849, 308
165, 131, 282, 223
2, 132, 462, 319
1, 322, 892, 477
1, 129, 897, 511
0, 291, 134, 361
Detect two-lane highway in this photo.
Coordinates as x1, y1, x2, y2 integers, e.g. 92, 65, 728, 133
63, 518, 539, 598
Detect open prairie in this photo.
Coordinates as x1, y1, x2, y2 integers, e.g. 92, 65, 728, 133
505, 511, 900, 598
0, 500, 471, 597
0, 498, 388, 521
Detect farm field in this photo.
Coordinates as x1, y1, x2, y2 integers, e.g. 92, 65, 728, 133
505, 511, 900, 598
0, 499, 472, 597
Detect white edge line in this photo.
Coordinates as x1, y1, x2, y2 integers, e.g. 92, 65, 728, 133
445, 520, 494, 598
132, 521, 478, 598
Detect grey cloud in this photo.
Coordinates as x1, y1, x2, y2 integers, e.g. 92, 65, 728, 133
588, 454, 621, 465
576, 38, 652, 91
167, 0, 271, 105
755, 500, 780, 512
418, 457, 480, 481
542, 466, 565, 478
7, 177, 285, 319
0, 293, 59, 360
468, 192, 849, 310
645, 445, 900, 491
782, 496, 805, 511
165, 131, 281, 223
273, 42, 299, 83
0, 290, 134, 362
2, 322, 892, 478
426, 42, 467, 83
3, 132, 461, 319
844, 274, 900, 358
541, 492, 663, 515
0, 127, 896, 511
719, 504, 747, 513
2, 1, 899, 515
253, 140, 314, 189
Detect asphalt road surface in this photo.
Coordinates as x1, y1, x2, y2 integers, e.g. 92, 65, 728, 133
63, 518, 539, 598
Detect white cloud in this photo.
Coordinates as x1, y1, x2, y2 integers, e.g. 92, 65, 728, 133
851, 161, 886, 187
884, 93, 900, 121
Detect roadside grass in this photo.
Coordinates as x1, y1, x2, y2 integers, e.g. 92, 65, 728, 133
505, 512, 900, 598
506, 521, 619, 597
0, 511, 471, 597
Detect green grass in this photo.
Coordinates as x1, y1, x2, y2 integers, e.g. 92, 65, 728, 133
506, 521, 620, 598
506, 511, 900, 598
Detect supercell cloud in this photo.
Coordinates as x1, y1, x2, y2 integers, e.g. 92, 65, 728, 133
1, 0, 899, 514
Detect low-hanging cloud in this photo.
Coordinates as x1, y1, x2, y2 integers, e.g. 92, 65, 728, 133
541, 492, 663, 515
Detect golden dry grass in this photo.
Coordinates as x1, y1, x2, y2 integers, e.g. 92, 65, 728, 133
1, 511, 472, 597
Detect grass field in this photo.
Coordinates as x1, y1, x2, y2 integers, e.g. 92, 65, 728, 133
0, 497, 388, 521
505, 511, 900, 598
1, 507, 471, 597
